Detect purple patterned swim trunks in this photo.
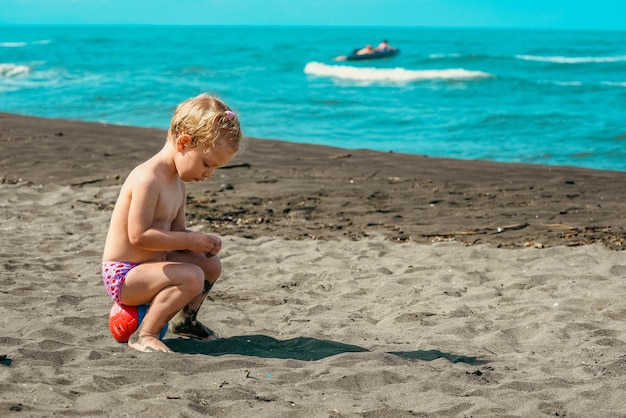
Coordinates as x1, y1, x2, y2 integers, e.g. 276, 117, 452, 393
102, 261, 137, 303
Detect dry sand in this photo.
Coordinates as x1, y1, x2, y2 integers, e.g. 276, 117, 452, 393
1, 113, 625, 417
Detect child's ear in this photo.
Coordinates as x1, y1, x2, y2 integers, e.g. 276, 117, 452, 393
175, 134, 193, 152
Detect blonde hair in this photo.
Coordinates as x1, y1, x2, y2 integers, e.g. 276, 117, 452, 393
168, 93, 243, 152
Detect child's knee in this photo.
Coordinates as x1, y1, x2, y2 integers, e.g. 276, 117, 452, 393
203, 255, 222, 282
187, 265, 205, 294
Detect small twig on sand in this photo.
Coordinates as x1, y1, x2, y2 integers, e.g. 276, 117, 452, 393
70, 178, 105, 187
220, 163, 251, 169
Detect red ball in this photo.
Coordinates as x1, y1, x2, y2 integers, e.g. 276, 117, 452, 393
108, 303, 169, 343
108, 303, 140, 343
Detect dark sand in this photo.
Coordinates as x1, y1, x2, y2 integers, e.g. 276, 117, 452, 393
3, 112, 625, 250
1, 113, 625, 417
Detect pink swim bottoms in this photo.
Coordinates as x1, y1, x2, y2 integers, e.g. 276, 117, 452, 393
102, 261, 137, 303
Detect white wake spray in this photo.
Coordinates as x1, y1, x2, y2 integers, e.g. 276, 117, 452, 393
304, 62, 492, 83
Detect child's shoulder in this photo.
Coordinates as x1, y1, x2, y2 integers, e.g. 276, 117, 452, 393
124, 161, 160, 188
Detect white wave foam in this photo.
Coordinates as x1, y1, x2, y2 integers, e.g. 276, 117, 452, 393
541, 80, 584, 86
304, 62, 492, 83
0, 63, 31, 77
516, 54, 626, 64
602, 81, 626, 88
1, 40, 51, 48
538, 79, 626, 88
1, 42, 28, 48
429, 53, 462, 59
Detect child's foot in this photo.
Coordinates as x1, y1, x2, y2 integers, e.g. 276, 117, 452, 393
128, 334, 173, 353
169, 311, 219, 341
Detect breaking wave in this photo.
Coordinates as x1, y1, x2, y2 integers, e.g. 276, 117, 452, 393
0, 63, 31, 77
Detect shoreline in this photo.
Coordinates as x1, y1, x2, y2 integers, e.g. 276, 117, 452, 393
2, 112, 624, 250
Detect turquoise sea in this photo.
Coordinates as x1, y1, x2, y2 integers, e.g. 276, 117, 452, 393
1, 25, 625, 171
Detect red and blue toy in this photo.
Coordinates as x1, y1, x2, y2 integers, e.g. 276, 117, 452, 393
108, 303, 168, 343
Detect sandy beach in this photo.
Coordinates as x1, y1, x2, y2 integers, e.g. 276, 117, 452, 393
1, 112, 625, 417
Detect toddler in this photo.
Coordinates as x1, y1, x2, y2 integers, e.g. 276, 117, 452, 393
102, 94, 243, 353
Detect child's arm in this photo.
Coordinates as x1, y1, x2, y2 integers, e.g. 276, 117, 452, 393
172, 188, 221, 256
127, 178, 220, 255
126, 177, 183, 250
178, 192, 222, 256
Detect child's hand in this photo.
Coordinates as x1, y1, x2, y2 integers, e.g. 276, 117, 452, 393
187, 232, 222, 256
205, 234, 222, 256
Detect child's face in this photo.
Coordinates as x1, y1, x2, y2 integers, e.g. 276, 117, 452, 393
177, 137, 235, 183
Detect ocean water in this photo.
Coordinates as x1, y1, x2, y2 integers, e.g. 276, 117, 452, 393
1, 25, 625, 171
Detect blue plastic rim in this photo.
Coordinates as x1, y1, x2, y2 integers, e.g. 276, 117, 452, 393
135, 304, 169, 340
